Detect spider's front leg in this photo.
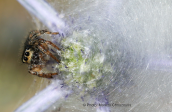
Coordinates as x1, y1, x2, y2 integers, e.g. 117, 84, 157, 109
29, 65, 58, 78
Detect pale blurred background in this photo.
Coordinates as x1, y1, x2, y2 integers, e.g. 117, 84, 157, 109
0, 1, 51, 111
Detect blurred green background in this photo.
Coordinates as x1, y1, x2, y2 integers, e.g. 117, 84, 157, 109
0, 0, 51, 111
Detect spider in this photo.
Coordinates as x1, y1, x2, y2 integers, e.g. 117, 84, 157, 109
22, 30, 61, 78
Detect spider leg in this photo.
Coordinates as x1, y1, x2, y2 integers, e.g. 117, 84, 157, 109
28, 65, 58, 78
38, 43, 60, 63
37, 73, 58, 78
29, 30, 59, 39
39, 38, 61, 50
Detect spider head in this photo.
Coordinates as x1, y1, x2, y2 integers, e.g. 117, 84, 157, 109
22, 45, 40, 65
22, 45, 34, 64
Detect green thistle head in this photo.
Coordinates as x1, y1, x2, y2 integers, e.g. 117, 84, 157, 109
59, 31, 113, 94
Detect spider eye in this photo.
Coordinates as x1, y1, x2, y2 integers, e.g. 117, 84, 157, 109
25, 52, 30, 56
26, 47, 30, 50
24, 57, 28, 61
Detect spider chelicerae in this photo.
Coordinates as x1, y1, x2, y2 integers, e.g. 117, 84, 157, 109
22, 30, 60, 78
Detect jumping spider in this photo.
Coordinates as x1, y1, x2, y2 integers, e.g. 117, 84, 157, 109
22, 30, 60, 78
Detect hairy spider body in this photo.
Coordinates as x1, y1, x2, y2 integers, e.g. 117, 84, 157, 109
22, 30, 60, 78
